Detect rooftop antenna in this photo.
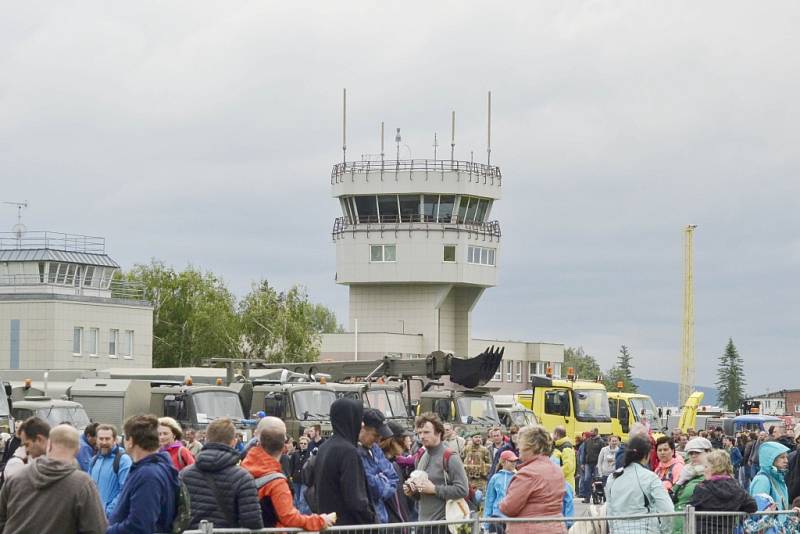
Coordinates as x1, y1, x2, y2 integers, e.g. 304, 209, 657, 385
2, 200, 28, 240
342, 88, 347, 164
450, 111, 455, 161
380, 122, 385, 162
433, 133, 439, 160
395, 128, 401, 160
486, 90, 492, 165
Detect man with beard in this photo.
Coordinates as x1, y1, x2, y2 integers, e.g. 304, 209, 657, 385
89, 424, 132, 517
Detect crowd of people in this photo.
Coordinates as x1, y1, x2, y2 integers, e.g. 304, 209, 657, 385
0, 408, 799, 533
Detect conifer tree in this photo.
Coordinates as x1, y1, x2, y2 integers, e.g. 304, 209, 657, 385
716, 338, 746, 411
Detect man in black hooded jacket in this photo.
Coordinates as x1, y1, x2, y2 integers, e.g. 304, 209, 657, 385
311, 398, 375, 525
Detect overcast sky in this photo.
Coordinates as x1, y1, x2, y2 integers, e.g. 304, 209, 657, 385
1, 2, 798, 394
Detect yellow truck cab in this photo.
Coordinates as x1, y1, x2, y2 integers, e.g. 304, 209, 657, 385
607, 391, 661, 441
515, 374, 612, 437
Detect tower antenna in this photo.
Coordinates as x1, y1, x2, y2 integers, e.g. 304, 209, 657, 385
1, 200, 29, 241
380, 122, 385, 162
450, 111, 455, 161
395, 128, 401, 160
679, 224, 698, 406
342, 88, 347, 163
433, 133, 439, 160
487, 91, 492, 165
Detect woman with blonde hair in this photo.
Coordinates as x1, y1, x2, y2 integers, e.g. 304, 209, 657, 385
690, 449, 756, 534
499, 425, 566, 533
158, 416, 195, 471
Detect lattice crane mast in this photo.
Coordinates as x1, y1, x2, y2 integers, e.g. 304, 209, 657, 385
679, 224, 697, 406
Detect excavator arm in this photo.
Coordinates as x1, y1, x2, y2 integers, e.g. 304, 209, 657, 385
678, 391, 705, 432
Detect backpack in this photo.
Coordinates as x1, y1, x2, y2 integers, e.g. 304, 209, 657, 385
585, 437, 602, 465
414, 447, 454, 475
170, 478, 192, 534
254, 472, 289, 528
90, 449, 123, 475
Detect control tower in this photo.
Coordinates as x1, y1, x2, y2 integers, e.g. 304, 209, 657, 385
329, 158, 501, 357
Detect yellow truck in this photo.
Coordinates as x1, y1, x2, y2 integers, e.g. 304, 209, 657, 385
607, 391, 662, 441
514, 375, 612, 437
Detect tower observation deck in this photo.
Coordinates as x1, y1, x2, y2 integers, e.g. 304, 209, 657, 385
330, 158, 502, 357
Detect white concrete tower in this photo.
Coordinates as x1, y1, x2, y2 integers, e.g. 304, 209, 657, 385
330, 155, 502, 358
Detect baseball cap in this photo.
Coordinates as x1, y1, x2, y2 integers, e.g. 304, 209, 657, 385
499, 450, 518, 462
363, 408, 393, 439
387, 420, 412, 439
685, 437, 713, 453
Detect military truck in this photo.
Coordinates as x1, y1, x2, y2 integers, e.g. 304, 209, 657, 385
11, 396, 91, 430
494, 396, 538, 429
332, 381, 413, 428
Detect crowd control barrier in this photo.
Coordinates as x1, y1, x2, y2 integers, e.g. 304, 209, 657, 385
180, 507, 800, 534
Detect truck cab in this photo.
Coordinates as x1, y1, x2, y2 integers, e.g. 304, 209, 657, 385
11, 396, 91, 430
333, 382, 414, 429
417, 389, 502, 436
607, 392, 661, 440
152, 384, 251, 436
515, 376, 612, 437
253, 382, 337, 440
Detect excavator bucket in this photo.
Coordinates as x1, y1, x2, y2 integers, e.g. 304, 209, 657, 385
450, 346, 504, 389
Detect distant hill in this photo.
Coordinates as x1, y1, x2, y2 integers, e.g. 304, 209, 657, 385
633, 378, 718, 407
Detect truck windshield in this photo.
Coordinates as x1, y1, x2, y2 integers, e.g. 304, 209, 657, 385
631, 397, 659, 428
193, 391, 244, 422
456, 396, 499, 425
37, 407, 90, 429
366, 389, 409, 418
294, 390, 336, 420
573, 389, 611, 422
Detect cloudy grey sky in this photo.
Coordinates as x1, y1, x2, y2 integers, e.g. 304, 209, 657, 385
2, 2, 798, 393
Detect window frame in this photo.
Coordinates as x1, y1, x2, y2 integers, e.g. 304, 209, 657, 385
72, 327, 83, 355
109, 329, 119, 358
122, 330, 134, 359
369, 244, 397, 263
467, 245, 497, 266
515, 361, 522, 382
505, 360, 513, 382
443, 245, 457, 263
88, 327, 99, 356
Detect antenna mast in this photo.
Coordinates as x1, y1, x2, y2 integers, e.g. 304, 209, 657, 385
433, 133, 439, 160
380, 122, 385, 162
450, 111, 455, 161
487, 91, 492, 165
342, 88, 347, 163
395, 128, 401, 160
679, 224, 698, 406
2, 200, 29, 241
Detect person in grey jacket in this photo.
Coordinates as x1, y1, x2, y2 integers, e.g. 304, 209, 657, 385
404, 412, 469, 528
180, 418, 263, 530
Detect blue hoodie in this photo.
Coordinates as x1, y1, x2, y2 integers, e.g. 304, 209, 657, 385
77, 434, 95, 472
107, 451, 180, 534
90, 444, 133, 516
749, 441, 789, 510
358, 442, 399, 523
484, 469, 514, 518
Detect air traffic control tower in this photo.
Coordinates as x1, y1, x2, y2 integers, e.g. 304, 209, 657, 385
326, 157, 502, 359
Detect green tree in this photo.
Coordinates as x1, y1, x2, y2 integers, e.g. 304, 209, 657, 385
124, 261, 240, 367
716, 338, 746, 411
603, 345, 638, 392
309, 303, 345, 334
563, 346, 603, 381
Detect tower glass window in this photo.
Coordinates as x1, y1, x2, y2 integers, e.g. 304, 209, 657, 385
456, 197, 469, 223
378, 195, 399, 223
355, 196, 378, 223
466, 198, 480, 223
423, 195, 438, 222
438, 195, 455, 223
398, 195, 420, 222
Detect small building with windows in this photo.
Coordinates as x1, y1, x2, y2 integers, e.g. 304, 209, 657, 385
321, 158, 562, 394
0, 231, 153, 370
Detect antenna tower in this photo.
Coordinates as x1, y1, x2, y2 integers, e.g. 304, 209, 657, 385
679, 224, 698, 406
2, 200, 29, 240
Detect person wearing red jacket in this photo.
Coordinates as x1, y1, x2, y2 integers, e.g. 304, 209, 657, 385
242, 417, 335, 530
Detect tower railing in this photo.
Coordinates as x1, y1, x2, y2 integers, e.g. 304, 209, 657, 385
331, 159, 502, 186
0, 231, 106, 254
332, 216, 501, 240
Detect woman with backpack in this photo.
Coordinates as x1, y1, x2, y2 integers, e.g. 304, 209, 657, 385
158, 417, 195, 471
605, 435, 674, 534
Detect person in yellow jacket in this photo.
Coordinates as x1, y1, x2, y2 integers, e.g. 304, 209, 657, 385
550, 426, 576, 490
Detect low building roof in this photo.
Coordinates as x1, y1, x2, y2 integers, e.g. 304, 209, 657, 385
0, 249, 119, 268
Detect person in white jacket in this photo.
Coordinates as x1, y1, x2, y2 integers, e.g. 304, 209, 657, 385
3, 445, 27, 480
597, 435, 621, 479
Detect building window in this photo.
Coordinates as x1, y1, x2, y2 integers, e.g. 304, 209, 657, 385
443, 245, 456, 262
515, 361, 522, 382
88, 328, 99, 356
492, 367, 501, 382
370, 244, 396, 262
505, 360, 513, 382
552, 363, 562, 378
121, 330, 134, 358
73, 327, 83, 355
467, 246, 496, 266
795, 404, 800, 413
109, 329, 119, 357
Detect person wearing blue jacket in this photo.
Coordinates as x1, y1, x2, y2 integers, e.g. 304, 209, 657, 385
357, 408, 398, 524
90, 424, 132, 517
107, 415, 180, 534
749, 441, 790, 511
484, 450, 517, 534
77, 423, 98, 472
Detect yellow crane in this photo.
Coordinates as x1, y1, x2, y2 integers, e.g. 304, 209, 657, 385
679, 225, 697, 406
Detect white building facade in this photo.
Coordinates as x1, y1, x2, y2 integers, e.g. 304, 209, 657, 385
321, 159, 563, 395
0, 231, 153, 370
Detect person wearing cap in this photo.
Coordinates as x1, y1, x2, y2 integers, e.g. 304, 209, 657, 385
357, 408, 399, 524
380, 421, 414, 524
483, 450, 517, 533
672, 436, 712, 533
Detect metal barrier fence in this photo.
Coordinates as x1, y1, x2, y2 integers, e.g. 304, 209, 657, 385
181, 508, 800, 534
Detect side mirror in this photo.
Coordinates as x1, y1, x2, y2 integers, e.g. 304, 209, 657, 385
3, 382, 11, 397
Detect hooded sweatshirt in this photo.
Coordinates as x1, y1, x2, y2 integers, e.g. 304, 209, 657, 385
0, 456, 107, 534
107, 451, 180, 534
691, 475, 757, 534
89, 444, 132, 516
312, 398, 375, 525
749, 441, 790, 509
181, 442, 263, 530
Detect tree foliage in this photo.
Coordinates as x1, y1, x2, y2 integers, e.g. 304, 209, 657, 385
605, 345, 638, 392
124, 262, 342, 367
716, 338, 746, 412
563, 346, 603, 381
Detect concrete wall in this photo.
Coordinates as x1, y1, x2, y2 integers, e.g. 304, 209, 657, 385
332, 168, 502, 200
0, 296, 153, 370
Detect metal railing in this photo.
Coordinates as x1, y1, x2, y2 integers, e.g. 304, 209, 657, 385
331, 160, 502, 186
332, 217, 501, 241
0, 231, 106, 253
0, 273, 146, 300
179, 508, 800, 534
